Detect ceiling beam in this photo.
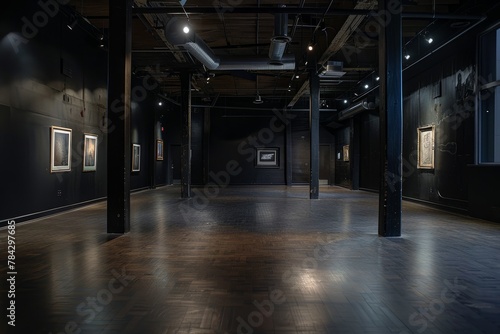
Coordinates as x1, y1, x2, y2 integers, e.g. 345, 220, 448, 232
131, 7, 484, 20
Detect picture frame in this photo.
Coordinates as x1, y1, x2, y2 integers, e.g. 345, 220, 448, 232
255, 148, 279, 168
417, 125, 435, 169
156, 139, 164, 161
343, 145, 350, 162
83, 134, 98, 172
50, 126, 72, 173
132, 144, 141, 172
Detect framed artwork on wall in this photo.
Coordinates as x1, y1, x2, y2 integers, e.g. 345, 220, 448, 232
343, 145, 350, 162
50, 126, 72, 173
156, 139, 164, 161
255, 148, 279, 168
417, 125, 435, 169
83, 134, 98, 172
132, 144, 141, 172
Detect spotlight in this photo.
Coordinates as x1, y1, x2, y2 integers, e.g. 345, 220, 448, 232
343, 99, 348, 104
67, 19, 77, 30
158, 101, 163, 106
364, 84, 369, 89
183, 25, 190, 34
295, 74, 300, 79
426, 37, 433, 44
308, 44, 313, 51
404, 53, 410, 60
375, 76, 380, 81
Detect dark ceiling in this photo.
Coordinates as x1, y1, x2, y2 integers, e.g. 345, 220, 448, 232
67, 0, 497, 109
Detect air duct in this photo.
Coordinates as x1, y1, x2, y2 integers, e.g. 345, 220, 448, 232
164, 17, 295, 71
268, 10, 291, 65
217, 55, 295, 70
338, 97, 378, 121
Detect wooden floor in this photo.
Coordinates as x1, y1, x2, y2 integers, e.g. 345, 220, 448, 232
1, 185, 499, 334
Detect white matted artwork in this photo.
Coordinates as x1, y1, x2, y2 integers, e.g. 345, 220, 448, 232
132, 144, 141, 172
417, 125, 435, 169
255, 148, 279, 168
50, 126, 72, 173
83, 134, 98, 172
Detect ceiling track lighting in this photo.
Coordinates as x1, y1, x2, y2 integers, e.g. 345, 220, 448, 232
67, 16, 77, 30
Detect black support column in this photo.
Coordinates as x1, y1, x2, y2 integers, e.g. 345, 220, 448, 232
180, 72, 192, 198
203, 107, 211, 185
107, 0, 132, 234
309, 67, 320, 199
285, 109, 293, 186
350, 117, 360, 190
378, 0, 403, 237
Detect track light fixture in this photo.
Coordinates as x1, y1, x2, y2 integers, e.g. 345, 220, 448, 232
423, 31, 433, 44
67, 15, 77, 30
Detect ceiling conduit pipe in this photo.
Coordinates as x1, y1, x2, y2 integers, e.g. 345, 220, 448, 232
337, 97, 378, 121
268, 7, 291, 65
164, 17, 295, 71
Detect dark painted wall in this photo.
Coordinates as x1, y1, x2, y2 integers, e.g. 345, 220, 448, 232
334, 126, 351, 187
289, 109, 336, 184
0, 4, 108, 223
0, 4, 168, 223
355, 20, 499, 218
359, 112, 380, 191
209, 108, 286, 184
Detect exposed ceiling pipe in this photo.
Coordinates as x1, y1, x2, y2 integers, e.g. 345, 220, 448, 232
337, 97, 378, 121
164, 17, 295, 71
134, 6, 485, 20
268, 8, 291, 65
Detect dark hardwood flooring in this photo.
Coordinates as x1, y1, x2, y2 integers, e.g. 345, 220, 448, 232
1, 185, 499, 334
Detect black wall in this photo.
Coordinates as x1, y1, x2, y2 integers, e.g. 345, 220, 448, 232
0, 4, 108, 222
355, 19, 500, 220
209, 107, 286, 185
0, 4, 168, 223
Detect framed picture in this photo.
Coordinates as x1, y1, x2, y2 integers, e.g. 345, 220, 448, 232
83, 134, 98, 172
50, 126, 72, 173
256, 148, 279, 168
132, 144, 141, 172
417, 125, 435, 169
156, 139, 164, 161
343, 145, 350, 162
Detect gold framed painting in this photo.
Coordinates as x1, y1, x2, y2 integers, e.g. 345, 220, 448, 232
417, 125, 435, 169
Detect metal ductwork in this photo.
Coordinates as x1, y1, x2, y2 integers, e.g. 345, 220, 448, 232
217, 55, 295, 70
268, 10, 291, 65
183, 35, 220, 70
164, 17, 295, 71
338, 97, 378, 121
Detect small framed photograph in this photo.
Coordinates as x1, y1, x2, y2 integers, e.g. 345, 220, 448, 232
417, 125, 435, 169
343, 145, 350, 162
83, 134, 98, 172
156, 139, 164, 161
50, 126, 72, 173
132, 144, 141, 172
256, 148, 279, 168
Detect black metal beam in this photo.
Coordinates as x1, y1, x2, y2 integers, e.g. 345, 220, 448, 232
107, 0, 132, 234
309, 63, 320, 199
131, 7, 484, 20
286, 110, 293, 186
180, 72, 192, 198
378, 0, 403, 237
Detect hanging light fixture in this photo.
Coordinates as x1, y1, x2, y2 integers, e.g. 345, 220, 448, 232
253, 76, 263, 104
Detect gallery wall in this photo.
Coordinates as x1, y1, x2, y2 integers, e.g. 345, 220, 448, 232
0, 4, 169, 224
354, 21, 500, 221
